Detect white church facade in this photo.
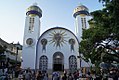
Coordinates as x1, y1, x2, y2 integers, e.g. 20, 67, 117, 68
22, 3, 90, 72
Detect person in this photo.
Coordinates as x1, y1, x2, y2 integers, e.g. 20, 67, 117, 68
62, 71, 67, 80
52, 72, 58, 80
24, 69, 32, 80
18, 70, 24, 80
36, 70, 43, 80
73, 71, 78, 80
42, 70, 48, 80
86, 71, 92, 80
112, 69, 118, 80
15, 65, 21, 78
91, 70, 96, 80
57, 72, 60, 80
68, 73, 73, 80
31, 70, 36, 80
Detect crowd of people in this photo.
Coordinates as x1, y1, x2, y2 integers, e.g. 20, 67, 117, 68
51, 69, 119, 80
0, 65, 49, 80
0, 65, 119, 80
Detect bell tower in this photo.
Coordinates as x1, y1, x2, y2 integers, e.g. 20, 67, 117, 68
73, 4, 89, 42
73, 4, 90, 69
22, 3, 42, 69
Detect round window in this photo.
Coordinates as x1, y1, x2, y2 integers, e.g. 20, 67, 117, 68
26, 38, 33, 45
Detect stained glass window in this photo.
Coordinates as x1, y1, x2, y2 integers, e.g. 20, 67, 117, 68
39, 55, 48, 71
69, 55, 77, 72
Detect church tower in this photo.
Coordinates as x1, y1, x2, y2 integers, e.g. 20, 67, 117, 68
22, 4, 42, 69
73, 4, 89, 42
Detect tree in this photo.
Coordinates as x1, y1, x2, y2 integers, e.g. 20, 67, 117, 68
79, 0, 119, 68
0, 45, 7, 61
0, 45, 5, 54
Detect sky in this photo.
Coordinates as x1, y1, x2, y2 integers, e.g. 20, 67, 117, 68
0, 0, 103, 45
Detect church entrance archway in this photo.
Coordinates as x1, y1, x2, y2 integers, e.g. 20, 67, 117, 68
53, 52, 64, 71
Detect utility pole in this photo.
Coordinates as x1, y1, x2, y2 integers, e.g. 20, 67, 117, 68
15, 47, 19, 67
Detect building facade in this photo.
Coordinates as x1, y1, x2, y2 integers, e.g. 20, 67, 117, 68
22, 3, 90, 72
0, 38, 22, 69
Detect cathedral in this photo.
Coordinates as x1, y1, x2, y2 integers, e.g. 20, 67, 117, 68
22, 3, 90, 72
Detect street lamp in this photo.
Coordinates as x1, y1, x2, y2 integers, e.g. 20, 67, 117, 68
77, 55, 82, 68
0, 54, 6, 72
6, 57, 10, 71
15, 47, 19, 67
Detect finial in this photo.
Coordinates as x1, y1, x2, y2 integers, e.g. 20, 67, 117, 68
33, 2, 38, 6
78, 2, 83, 6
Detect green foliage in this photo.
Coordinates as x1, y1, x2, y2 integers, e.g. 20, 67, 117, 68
0, 45, 5, 54
0, 45, 6, 62
79, 0, 119, 68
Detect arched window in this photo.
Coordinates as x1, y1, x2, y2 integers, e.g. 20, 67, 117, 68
39, 55, 48, 71
81, 18, 87, 29
69, 55, 77, 72
29, 17, 34, 32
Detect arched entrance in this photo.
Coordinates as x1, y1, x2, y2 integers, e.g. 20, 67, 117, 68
53, 52, 64, 71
